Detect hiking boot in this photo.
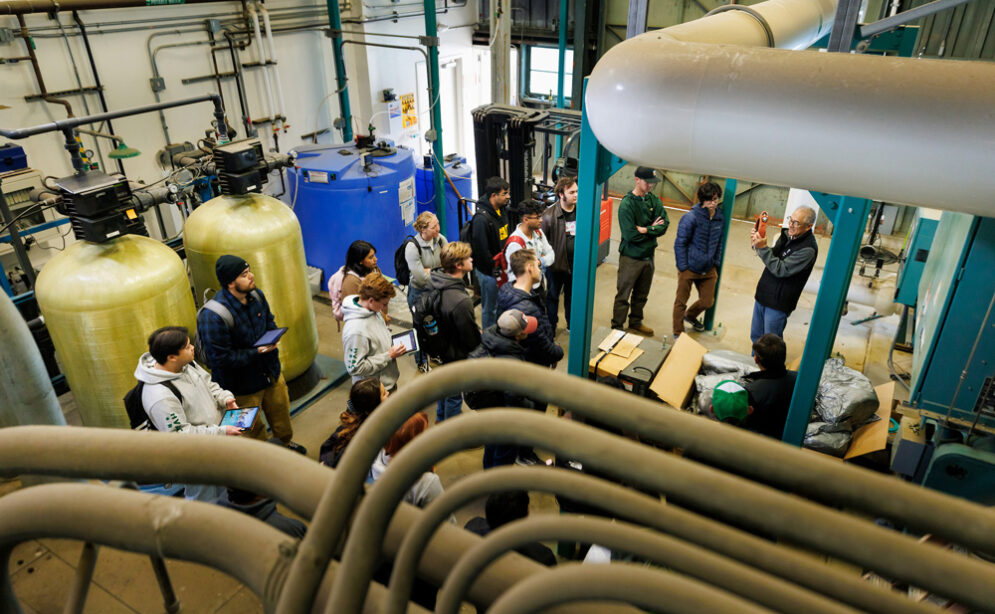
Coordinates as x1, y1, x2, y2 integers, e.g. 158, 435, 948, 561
627, 323, 654, 336
285, 441, 308, 456
684, 316, 706, 332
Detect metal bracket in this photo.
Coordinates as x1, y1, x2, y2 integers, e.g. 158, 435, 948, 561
149, 77, 166, 93
418, 35, 440, 47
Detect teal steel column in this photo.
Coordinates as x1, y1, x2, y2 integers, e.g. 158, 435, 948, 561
424, 0, 448, 236
567, 79, 626, 377
554, 0, 568, 156
703, 178, 737, 331
326, 0, 353, 142
782, 194, 872, 445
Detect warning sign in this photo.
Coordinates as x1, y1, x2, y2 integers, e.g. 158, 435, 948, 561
400, 93, 417, 130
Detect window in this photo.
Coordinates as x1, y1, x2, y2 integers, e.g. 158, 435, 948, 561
526, 47, 572, 102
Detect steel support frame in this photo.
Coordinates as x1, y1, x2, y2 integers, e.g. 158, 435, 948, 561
326, 0, 353, 142
782, 193, 872, 445
626, 0, 649, 39
554, 0, 569, 156
566, 78, 625, 377
424, 0, 448, 236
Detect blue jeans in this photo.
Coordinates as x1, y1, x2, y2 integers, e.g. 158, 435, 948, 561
751, 302, 789, 344
483, 443, 518, 469
477, 271, 498, 330
545, 269, 572, 331
437, 393, 463, 423
407, 285, 427, 365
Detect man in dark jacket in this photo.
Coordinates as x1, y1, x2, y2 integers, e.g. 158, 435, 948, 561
465, 491, 557, 566
433, 241, 481, 422
673, 182, 724, 337
197, 255, 305, 453
743, 333, 797, 440
750, 206, 819, 343
468, 308, 537, 468
612, 166, 669, 336
541, 175, 578, 332
469, 176, 511, 329
497, 249, 564, 368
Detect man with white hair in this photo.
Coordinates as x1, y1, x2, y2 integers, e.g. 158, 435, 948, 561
749, 206, 819, 343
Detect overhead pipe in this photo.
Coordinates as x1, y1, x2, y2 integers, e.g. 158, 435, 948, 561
1, 0, 226, 15
585, 0, 995, 215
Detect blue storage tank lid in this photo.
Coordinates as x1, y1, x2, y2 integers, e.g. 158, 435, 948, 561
292, 142, 413, 187
418, 154, 473, 179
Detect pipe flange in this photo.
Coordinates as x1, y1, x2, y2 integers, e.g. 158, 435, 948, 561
703, 4, 776, 48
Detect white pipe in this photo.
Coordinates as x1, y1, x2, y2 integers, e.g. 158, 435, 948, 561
585, 0, 995, 216
248, 3, 278, 140
259, 3, 288, 132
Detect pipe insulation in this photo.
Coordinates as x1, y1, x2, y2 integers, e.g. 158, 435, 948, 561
0, 292, 64, 429
585, 0, 995, 216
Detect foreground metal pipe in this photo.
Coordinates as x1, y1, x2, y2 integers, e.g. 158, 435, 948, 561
332, 409, 995, 613
0, 425, 592, 613
0, 484, 294, 611
585, 0, 995, 213
437, 515, 858, 614
387, 467, 933, 614
488, 562, 774, 614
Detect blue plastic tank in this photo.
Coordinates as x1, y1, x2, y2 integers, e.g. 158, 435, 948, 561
287, 143, 416, 281
414, 155, 474, 242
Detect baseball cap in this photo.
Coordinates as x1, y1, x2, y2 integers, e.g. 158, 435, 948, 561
634, 166, 661, 184
711, 380, 749, 422
216, 255, 250, 287
497, 309, 538, 338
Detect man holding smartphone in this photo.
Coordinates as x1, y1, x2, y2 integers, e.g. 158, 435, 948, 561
198, 255, 306, 453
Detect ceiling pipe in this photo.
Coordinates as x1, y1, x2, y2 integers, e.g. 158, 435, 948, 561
1, 0, 225, 15
585, 0, 995, 216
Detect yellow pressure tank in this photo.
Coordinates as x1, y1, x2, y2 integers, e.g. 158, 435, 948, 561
34, 234, 197, 428
183, 193, 318, 381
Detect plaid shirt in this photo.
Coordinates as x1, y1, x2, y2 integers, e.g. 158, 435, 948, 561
197, 288, 281, 395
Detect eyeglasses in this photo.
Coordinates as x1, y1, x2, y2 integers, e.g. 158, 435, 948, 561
787, 219, 810, 227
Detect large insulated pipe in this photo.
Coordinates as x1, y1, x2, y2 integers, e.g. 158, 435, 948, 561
585, 0, 995, 215
0, 293, 65, 429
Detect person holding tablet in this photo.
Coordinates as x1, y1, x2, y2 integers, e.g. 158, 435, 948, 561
342, 272, 406, 391
134, 326, 242, 503
197, 255, 306, 454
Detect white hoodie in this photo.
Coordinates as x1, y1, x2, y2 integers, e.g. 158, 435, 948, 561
133, 352, 235, 435
341, 295, 400, 390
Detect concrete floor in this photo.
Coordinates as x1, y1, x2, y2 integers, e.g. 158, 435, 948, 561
4, 201, 909, 613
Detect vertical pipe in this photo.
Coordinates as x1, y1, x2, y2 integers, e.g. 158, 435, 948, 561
554, 0, 568, 157
72, 12, 125, 175
425, 0, 447, 236
326, 0, 353, 142
259, 5, 288, 132
703, 178, 737, 331
248, 3, 276, 143
63, 543, 98, 614
782, 196, 872, 445
491, 0, 511, 103
148, 555, 181, 614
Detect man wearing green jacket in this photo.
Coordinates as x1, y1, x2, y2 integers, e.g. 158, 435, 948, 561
611, 166, 670, 335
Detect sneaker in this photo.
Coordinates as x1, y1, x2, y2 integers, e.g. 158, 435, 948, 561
684, 316, 706, 332
417, 362, 432, 374
515, 450, 542, 466
627, 323, 654, 336
285, 441, 308, 456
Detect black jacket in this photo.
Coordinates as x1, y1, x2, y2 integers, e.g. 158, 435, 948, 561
541, 202, 573, 274
754, 229, 818, 313
497, 284, 563, 366
469, 199, 510, 277
431, 270, 481, 362
743, 368, 797, 440
469, 326, 527, 361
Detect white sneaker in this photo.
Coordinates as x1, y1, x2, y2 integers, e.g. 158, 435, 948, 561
418, 362, 432, 374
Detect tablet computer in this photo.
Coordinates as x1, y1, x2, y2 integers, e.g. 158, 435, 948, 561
220, 406, 260, 430
254, 327, 288, 347
391, 329, 419, 355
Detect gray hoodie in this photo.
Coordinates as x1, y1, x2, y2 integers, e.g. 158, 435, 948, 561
133, 352, 234, 435
341, 295, 400, 389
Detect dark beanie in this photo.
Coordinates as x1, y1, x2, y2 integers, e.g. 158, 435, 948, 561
216, 255, 249, 287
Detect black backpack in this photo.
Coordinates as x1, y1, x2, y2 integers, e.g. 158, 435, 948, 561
410, 288, 451, 362
394, 235, 417, 287
459, 211, 480, 244
123, 380, 183, 431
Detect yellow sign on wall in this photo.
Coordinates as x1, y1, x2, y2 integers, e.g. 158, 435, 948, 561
400, 93, 417, 130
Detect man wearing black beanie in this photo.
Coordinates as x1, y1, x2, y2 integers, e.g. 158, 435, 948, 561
197, 254, 305, 453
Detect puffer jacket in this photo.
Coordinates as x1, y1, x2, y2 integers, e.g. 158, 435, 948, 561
675, 203, 724, 274
341, 295, 400, 389
497, 284, 563, 366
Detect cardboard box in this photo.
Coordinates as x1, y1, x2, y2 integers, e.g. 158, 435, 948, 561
843, 382, 895, 459
650, 334, 707, 409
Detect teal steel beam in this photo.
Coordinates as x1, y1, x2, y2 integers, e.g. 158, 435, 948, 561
782, 194, 872, 445
424, 0, 448, 236
703, 178, 737, 331
326, 0, 353, 142
567, 78, 626, 377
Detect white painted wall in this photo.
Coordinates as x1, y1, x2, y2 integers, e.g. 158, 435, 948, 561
0, 0, 483, 213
